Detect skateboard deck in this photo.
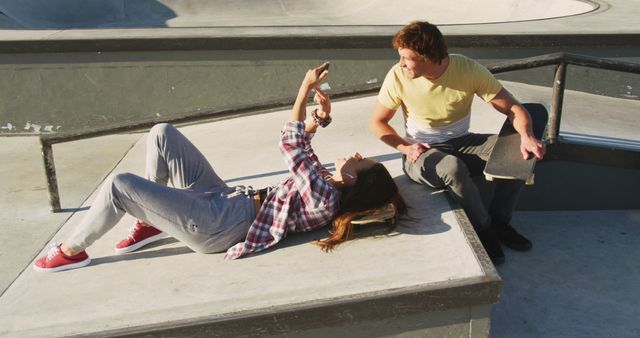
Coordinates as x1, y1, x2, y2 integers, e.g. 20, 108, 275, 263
483, 103, 548, 185
350, 203, 397, 225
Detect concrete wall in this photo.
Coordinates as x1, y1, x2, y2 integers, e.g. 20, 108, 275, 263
0, 49, 395, 134
476, 159, 640, 211
132, 305, 492, 338
0, 37, 638, 135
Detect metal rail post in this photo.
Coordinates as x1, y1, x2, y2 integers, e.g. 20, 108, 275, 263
548, 61, 568, 144
40, 138, 61, 212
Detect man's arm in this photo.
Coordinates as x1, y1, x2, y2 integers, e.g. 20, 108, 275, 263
489, 88, 546, 160
369, 101, 428, 162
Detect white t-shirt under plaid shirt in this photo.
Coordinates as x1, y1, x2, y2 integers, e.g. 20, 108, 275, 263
225, 121, 340, 259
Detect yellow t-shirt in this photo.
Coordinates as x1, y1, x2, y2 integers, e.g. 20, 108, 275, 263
378, 54, 502, 129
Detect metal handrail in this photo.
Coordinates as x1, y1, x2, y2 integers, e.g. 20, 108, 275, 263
40, 52, 640, 212
487, 52, 640, 74
486, 52, 640, 145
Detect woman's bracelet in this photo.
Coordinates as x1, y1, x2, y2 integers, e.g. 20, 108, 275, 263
311, 109, 332, 128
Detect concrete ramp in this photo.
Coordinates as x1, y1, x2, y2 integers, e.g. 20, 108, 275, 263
0, 0, 596, 29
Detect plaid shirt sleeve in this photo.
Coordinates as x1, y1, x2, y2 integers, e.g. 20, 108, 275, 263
302, 131, 333, 179
278, 121, 338, 212
224, 121, 339, 260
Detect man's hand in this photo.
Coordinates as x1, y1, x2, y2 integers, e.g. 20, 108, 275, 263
520, 136, 546, 160
490, 89, 547, 161
401, 143, 430, 163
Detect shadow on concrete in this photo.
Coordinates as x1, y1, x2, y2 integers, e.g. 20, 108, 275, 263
246, 204, 452, 259
58, 206, 90, 213
89, 241, 192, 267
224, 152, 403, 184
396, 216, 452, 236
0, 0, 176, 29
224, 169, 291, 185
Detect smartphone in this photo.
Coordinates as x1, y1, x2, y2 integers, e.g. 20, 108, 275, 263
319, 62, 330, 74
317, 62, 331, 91
319, 82, 332, 91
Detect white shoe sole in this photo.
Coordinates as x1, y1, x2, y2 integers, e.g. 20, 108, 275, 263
33, 257, 91, 273
114, 233, 168, 255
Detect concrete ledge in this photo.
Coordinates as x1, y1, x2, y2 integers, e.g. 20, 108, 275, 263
98, 279, 498, 337
0, 31, 639, 53
111, 305, 494, 337
558, 132, 640, 152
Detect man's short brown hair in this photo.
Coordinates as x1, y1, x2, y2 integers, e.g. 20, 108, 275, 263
392, 21, 448, 64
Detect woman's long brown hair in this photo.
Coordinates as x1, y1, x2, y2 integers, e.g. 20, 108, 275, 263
316, 163, 408, 252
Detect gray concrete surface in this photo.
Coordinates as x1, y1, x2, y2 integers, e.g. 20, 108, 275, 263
492, 210, 640, 338
0, 134, 141, 296
0, 0, 633, 41
0, 0, 595, 29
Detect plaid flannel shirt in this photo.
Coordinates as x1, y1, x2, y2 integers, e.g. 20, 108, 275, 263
225, 121, 340, 259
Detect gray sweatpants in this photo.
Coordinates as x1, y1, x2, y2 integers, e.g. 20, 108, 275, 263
66, 123, 254, 253
403, 133, 524, 230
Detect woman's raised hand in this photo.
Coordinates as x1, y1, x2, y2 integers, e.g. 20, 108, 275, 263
313, 88, 331, 117
293, 62, 330, 125
303, 62, 330, 89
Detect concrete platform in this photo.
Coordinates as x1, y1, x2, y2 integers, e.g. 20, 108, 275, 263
0, 95, 499, 337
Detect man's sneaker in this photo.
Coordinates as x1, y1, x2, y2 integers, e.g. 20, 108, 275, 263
496, 224, 532, 251
115, 221, 166, 254
33, 243, 91, 273
476, 228, 505, 265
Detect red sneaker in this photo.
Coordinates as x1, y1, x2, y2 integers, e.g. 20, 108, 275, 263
115, 220, 166, 254
33, 243, 91, 273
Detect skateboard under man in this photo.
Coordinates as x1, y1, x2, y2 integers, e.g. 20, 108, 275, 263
483, 103, 549, 185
